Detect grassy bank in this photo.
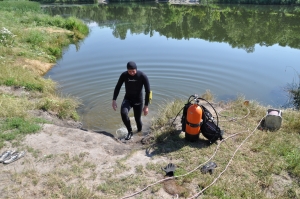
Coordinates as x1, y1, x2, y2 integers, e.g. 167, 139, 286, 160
1, 93, 299, 198
144, 94, 300, 198
0, 1, 89, 148
61, 94, 299, 199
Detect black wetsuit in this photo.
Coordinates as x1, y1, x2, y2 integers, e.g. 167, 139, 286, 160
113, 70, 150, 133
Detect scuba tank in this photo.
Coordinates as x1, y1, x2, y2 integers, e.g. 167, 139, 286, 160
186, 104, 203, 135
180, 94, 223, 143
182, 95, 203, 141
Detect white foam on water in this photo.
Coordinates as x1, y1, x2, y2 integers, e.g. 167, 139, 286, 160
115, 127, 128, 139
115, 117, 138, 139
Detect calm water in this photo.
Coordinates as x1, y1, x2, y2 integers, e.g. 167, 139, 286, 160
43, 3, 300, 134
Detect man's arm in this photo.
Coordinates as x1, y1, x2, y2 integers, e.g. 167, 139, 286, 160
112, 73, 124, 110
143, 73, 150, 116
113, 74, 124, 101
143, 74, 151, 106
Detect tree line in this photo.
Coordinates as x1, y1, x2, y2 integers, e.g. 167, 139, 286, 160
43, 3, 300, 52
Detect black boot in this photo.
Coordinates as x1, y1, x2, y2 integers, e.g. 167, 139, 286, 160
125, 132, 133, 140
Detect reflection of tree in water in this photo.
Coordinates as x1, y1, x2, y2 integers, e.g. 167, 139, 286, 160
112, 24, 128, 40
287, 79, 300, 110
43, 3, 300, 53
291, 84, 300, 110
245, 46, 255, 53
285, 68, 300, 110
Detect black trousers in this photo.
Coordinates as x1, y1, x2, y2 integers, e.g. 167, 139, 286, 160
120, 99, 143, 133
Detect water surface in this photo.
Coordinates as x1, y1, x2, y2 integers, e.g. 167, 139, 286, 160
44, 3, 300, 133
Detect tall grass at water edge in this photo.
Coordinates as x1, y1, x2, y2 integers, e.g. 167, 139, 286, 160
0, 1, 88, 149
0, 1, 89, 61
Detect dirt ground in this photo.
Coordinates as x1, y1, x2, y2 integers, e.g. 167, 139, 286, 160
0, 85, 173, 198
0, 111, 175, 198
0, 86, 226, 199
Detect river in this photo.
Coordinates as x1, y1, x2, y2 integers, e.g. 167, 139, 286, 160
43, 3, 300, 134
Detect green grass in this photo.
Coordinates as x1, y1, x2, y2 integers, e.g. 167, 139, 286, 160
0, 2, 87, 127
38, 96, 81, 120
0, 1, 42, 13
0, 117, 45, 148
0, 63, 56, 93
0, 2, 89, 62
96, 175, 148, 196
0, 94, 33, 118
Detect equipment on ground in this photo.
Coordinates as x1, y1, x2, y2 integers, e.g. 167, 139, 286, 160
185, 103, 203, 141
3, 151, 26, 164
161, 163, 176, 176
261, 109, 282, 131
0, 150, 25, 164
201, 105, 224, 143
200, 162, 217, 174
0, 150, 15, 163
181, 95, 202, 141
181, 95, 223, 143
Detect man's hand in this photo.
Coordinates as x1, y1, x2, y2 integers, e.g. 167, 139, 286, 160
143, 106, 148, 116
112, 100, 117, 111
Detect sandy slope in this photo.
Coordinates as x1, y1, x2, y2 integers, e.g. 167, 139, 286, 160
0, 85, 175, 198
0, 113, 173, 198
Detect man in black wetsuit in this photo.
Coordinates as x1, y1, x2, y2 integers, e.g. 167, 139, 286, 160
112, 61, 151, 140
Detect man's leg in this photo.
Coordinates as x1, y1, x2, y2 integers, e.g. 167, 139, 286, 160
133, 102, 143, 132
120, 99, 133, 140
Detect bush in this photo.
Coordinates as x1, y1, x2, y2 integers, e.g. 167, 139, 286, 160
285, 73, 300, 110
0, 27, 16, 47
290, 84, 300, 110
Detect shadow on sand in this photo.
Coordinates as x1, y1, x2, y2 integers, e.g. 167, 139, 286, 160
144, 129, 217, 158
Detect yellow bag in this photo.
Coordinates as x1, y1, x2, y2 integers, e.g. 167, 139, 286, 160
149, 90, 152, 104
